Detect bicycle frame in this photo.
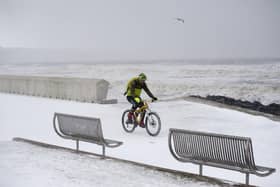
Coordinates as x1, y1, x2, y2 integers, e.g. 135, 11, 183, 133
133, 100, 153, 124
134, 100, 151, 113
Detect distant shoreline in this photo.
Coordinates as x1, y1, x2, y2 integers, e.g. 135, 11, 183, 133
1, 59, 280, 65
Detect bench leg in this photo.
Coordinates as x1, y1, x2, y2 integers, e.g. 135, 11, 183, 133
199, 164, 203, 176
76, 140, 79, 152
246, 173, 249, 185
102, 145, 105, 158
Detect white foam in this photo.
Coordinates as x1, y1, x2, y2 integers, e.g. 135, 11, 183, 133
0, 62, 279, 105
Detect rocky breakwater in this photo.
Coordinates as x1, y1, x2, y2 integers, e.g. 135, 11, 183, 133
190, 95, 280, 116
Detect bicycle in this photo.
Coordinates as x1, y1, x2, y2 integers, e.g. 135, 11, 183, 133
121, 99, 161, 136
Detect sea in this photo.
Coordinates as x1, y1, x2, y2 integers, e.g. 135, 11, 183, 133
0, 60, 279, 105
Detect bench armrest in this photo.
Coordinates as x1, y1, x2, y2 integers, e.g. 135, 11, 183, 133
104, 138, 123, 148
252, 165, 276, 177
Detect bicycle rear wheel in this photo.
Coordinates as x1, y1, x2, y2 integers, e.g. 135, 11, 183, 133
121, 109, 136, 133
145, 112, 161, 136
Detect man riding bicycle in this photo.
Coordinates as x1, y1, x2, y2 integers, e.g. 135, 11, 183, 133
124, 73, 158, 127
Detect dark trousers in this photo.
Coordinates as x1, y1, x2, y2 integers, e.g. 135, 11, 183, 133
127, 96, 144, 110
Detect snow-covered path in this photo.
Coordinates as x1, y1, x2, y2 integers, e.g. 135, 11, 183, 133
1, 93, 279, 186
1, 141, 220, 187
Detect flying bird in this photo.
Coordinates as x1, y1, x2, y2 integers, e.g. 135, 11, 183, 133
175, 18, 184, 23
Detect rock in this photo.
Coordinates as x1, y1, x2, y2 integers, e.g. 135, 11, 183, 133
190, 95, 280, 116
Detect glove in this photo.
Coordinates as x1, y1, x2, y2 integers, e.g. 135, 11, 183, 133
152, 97, 158, 102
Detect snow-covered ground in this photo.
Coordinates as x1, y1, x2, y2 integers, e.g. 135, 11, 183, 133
1, 92, 279, 187
0, 62, 279, 186
1, 141, 218, 187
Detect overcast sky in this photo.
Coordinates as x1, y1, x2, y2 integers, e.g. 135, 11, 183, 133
1, 0, 280, 60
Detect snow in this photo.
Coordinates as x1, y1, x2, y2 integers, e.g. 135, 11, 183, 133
0, 141, 214, 187
0, 62, 279, 186
0, 92, 279, 187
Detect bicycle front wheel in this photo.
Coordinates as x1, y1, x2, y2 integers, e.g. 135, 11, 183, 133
145, 112, 161, 136
121, 109, 136, 133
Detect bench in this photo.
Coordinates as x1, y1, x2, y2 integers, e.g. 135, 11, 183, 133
168, 128, 275, 185
53, 113, 123, 158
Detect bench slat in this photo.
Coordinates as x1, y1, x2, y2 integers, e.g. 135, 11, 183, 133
173, 131, 251, 169
57, 113, 104, 141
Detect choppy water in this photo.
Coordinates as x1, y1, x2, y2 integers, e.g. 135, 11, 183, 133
0, 62, 279, 105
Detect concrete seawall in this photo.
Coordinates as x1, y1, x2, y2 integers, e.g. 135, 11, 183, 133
0, 75, 110, 103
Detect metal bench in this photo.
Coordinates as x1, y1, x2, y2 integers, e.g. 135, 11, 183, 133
168, 128, 275, 185
53, 113, 123, 158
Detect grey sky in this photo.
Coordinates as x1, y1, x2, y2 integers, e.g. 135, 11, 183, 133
1, 0, 280, 60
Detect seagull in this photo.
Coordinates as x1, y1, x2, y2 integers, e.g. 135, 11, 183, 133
175, 18, 184, 23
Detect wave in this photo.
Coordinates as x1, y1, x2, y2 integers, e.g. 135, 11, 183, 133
108, 80, 280, 105
1, 63, 279, 105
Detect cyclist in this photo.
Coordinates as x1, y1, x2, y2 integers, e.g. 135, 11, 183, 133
124, 73, 158, 127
